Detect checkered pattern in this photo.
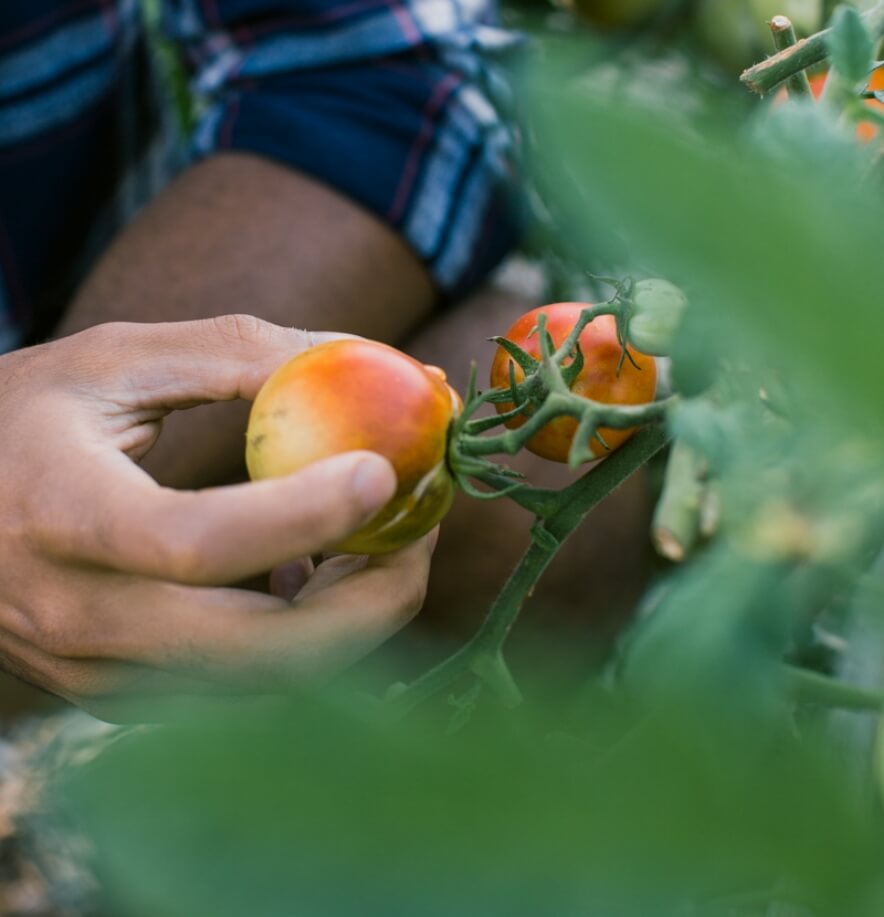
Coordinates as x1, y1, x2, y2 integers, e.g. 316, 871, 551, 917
0, 0, 519, 352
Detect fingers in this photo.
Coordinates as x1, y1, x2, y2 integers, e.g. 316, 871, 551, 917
1, 530, 434, 704
38, 451, 398, 584
268, 536, 435, 677
0, 620, 241, 722
63, 315, 347, 409
39, 533, 435, 690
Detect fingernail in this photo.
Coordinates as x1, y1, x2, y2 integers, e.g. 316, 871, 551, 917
353, 456, 397, 516
427, 526, 441, 553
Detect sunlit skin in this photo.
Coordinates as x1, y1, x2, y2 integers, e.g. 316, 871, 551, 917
490, 304, 657, 463
247, 340, 459, 554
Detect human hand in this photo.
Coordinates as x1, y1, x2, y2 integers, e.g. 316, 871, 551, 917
0, 315, 434, 718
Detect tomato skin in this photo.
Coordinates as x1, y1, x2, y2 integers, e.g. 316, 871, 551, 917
490, 304, 657, 463
246, 340, 459, 554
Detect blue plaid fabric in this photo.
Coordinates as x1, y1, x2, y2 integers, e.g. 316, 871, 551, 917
0, 0, 519, 353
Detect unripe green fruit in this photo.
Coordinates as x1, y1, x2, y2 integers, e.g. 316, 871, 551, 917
626, 279, 688, 357
568, 0, 664, 29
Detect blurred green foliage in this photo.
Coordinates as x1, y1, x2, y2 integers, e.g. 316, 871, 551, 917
58, 688, 884, 917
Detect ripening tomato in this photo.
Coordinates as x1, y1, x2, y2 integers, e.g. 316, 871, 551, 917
246, 340, 460, 554
490, 304, 657, 463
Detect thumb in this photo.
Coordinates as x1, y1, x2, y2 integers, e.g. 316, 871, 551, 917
70, 450, 399, 585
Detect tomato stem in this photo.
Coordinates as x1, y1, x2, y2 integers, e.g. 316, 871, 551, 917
768, 16, 813, 100
388, 425, 671, 717
651, 439, 707, 563
741, 1, 884, 96
457, 395, 675, 459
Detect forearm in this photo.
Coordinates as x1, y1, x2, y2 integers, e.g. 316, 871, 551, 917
58, 153, 437, 488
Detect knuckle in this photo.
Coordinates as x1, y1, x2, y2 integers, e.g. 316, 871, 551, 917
20, 490, 69, 554
158, 523, 212, 584
29, 606, 86, 658
25, 591, 110, 660
78, 321, 137, 353
210, 313, 273, 348
142, 492, 207, 582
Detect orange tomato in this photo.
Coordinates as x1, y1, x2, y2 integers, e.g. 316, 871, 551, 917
246, 340, 460, 554
489, 304, 657, 463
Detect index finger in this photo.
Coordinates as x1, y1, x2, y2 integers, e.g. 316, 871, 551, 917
63, 314, 350, 409
59, 535, 435, 689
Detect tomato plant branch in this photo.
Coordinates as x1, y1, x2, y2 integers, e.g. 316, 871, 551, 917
786, 665, 884, 713
389, 424, 671, 717
458, 395, 674, 469
741, 1, 884, 95
769, 16, 812, 99
651, 440, 706, 562
469, 470, 561, 517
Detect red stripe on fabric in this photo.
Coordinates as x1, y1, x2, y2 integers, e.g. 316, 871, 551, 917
387, 72, 461, 224
0, 0, 104, 52
385, 0, 422, 46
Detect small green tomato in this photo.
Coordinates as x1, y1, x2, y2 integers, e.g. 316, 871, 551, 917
626, 279, 688, 357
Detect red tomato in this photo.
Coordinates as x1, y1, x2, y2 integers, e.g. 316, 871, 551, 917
489, 304, 657, 463
246, 340, 460, 554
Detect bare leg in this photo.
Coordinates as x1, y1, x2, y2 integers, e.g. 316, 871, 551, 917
384, 283, 654, 678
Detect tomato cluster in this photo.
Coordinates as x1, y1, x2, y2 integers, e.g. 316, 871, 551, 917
246, 303, 659, 553
490, 304, 657, 463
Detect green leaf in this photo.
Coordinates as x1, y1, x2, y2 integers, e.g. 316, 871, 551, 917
826, 5, 876, 87
525, 70, 884, 444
